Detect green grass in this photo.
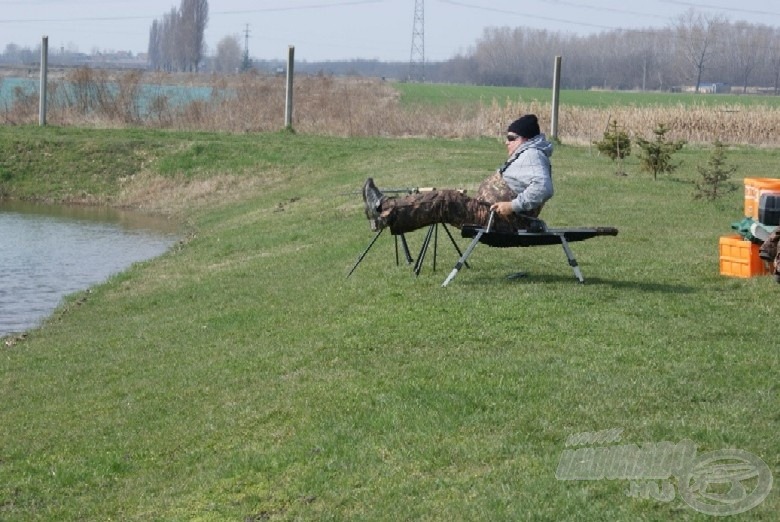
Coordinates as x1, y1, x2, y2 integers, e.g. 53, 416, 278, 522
1, 126, 778, 520
395, 82, 780, 109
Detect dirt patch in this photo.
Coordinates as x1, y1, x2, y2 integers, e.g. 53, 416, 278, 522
115, 171, 268, 215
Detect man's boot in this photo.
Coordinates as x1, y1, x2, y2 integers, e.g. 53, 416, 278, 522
362, 178, 386, 231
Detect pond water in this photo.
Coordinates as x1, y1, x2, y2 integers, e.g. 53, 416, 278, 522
0, 76, 220, 115
0, 201, 180, 337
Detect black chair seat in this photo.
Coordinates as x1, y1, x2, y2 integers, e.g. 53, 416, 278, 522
461, 225, 618, 248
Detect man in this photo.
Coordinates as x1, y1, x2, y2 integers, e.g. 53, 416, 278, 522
759, 231, 780, 282
362, 114, 554, 235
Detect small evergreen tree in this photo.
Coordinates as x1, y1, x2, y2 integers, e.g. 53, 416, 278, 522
635, 124, 686, 180
594, 119, 631, 175
693, 141, 738, 201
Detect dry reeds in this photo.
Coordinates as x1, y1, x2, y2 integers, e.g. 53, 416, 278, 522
4, 69, 780, 146
554, 103, 780, 147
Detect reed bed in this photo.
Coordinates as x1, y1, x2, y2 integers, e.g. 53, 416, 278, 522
4, 69, 780, 146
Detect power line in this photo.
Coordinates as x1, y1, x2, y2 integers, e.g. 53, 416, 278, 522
0, 0, 385, 24
212, 0, 384, 16
436, 0, 618, 31
659, 0, 780, 18
436, 0, 780, 33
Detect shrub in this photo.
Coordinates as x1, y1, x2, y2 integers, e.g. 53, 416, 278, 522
693, 140, 738, 200
593, 119, 631, 175
635, 123, 686, 180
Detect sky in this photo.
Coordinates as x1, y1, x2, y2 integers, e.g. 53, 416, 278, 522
1, 0, 780, 62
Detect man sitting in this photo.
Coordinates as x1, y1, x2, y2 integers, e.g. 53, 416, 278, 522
362, 114, 554, 235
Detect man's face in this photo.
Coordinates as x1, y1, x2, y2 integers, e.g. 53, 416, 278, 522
506, 133, 523, 154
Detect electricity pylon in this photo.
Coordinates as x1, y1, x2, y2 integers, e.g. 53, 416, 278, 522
241, 24, 252, 72
408, 0, 424, 82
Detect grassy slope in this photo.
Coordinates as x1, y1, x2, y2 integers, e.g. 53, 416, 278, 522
1, 126, 778, 521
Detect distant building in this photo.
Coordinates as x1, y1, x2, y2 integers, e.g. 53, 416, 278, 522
699, 82, 731, 94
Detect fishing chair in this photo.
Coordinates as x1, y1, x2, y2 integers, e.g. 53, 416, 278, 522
441, 212, 619, 286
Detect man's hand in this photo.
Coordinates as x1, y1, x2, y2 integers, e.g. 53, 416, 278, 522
490, 201, 513, 217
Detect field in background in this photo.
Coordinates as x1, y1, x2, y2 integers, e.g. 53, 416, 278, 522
4, 70, 780, 145
395, 82, 780, 109
1, 125, 778, 520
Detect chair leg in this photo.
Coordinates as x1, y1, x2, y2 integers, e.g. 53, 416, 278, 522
414, 224, 436, 276
559, 236, 585, 283
433, 222, 438, 272
441, 223, 469, 269
442, 231, 483, 287
399, 234, 413, 264
442, 211, 495, 287
346, 228, 385, 278
394, 234, 413, 266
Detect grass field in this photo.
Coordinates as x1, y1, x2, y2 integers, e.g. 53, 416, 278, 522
394, 82, 780, 109
1, 125, 778, 520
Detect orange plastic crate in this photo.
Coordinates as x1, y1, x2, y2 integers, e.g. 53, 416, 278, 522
719, 234, 771, 278
744, 177, 780, 221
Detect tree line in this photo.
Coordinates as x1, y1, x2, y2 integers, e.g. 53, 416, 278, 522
240, 10, 780, 94
430, 10, 780, 93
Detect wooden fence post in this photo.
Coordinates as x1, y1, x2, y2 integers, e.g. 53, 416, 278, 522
551, 55, 562, 142
39, 35, 48, 126
284, 46, 295, 129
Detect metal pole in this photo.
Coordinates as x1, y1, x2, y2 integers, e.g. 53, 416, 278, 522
442, 211, 494, 287
551, 55, 562, 142
39, 35, 48, 126
284, 45, 295, 129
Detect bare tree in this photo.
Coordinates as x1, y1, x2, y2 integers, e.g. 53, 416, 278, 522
625, 30, 674, 91
147, 0, 208, 72
769, 30, 780, 95
180, 0, 209, 72
725, 21, 772, 93
524, 29, 562, 87
214, 35, 242, 73
148, 20, 161, 70
472, 27, 518, 85
673, 9, 726, 92
470, 27, 567, 87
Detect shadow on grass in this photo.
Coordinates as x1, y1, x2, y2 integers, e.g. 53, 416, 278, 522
453, 271, 696, 294
575, 276, 696, 293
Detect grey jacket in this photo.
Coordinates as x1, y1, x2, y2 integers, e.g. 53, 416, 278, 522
501, 134, 554, 213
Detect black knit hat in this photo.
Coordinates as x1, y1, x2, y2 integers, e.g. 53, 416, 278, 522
507, 114, 540, 139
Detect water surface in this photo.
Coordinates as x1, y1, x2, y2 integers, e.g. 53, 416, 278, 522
0, 76, 219, 115
1, 201, 179, 337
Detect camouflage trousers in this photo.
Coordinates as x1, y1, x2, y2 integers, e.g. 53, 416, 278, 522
379, 172, 541, 235
759, 229, 780, 281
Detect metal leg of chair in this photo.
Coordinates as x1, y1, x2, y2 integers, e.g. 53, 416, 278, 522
442, 211, 494, 287
414, 224, 436, 276
399, 234, 413, 265
559, 236, 585, 283
442, 232, 483, 287
347, 228, 385, 278
433, 223, 438, 272
441, 223, 469, 269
